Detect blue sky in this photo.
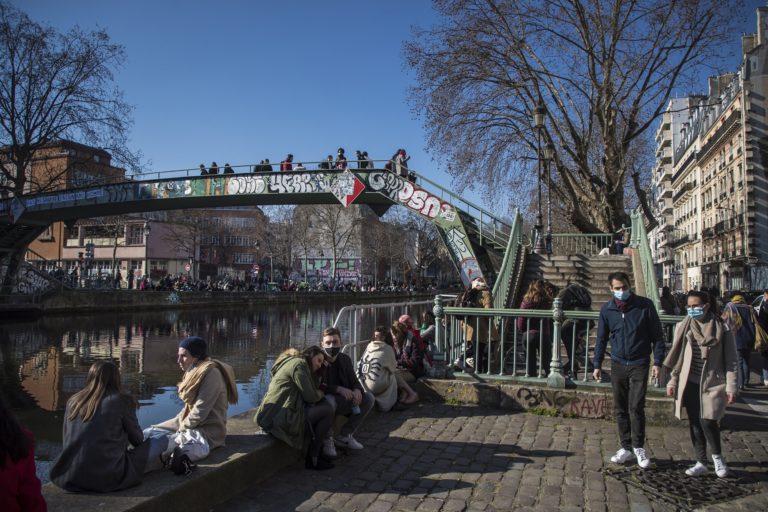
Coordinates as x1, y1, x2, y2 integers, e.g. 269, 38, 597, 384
9, 0, 767, 212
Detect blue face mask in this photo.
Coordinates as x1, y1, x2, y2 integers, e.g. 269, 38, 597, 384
687, 306, 706, 320
613, 289, 630, 301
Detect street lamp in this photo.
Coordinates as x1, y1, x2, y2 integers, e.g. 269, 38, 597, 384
544, 142, 555, 255
533, 100, 547, 254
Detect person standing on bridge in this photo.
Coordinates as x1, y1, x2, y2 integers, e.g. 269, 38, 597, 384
208, 162, 219, 175
199, 163, 207, 176
280, 154, 293, 171
593, 271, 665, 470
335, 148, 348, 169
223, 163, 234, 174
663, 290, 737, 478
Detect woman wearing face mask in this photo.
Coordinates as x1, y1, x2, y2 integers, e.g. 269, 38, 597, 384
663, 290, 738, 478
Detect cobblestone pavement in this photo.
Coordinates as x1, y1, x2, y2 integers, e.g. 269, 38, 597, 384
215, 389, 768, 512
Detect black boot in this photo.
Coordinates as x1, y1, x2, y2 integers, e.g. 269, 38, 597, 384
305, 453, 334, 471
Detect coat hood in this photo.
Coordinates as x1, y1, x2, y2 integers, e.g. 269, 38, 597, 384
271, 348, 302, 376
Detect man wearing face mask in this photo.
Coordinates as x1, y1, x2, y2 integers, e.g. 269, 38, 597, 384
593, 272, 665, 470
319, 327, 374, 458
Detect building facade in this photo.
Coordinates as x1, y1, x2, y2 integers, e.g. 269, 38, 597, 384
649, 7, 768, 293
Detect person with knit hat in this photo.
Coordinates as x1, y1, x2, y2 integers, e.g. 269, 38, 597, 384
721, 294, 756, 390
143, 336, 238, 468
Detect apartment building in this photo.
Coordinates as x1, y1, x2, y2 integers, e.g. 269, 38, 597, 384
650, 7, 768, 293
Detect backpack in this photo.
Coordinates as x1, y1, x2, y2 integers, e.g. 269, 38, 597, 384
560, 285, 591, 310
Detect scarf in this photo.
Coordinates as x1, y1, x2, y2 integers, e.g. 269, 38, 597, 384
663, 314, 720, 375
614, 298, 630, 312
177, 359, 239, 420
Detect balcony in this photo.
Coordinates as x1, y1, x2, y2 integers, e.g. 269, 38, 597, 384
702, 227, 715, 239
668, 234, 690, 248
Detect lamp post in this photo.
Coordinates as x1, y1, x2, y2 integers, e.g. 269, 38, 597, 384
533, 100, 547, 254
142, 221, 150, 282
544, 142, 555, 255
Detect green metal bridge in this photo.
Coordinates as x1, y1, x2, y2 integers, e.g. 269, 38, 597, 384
0, 166, 524, 302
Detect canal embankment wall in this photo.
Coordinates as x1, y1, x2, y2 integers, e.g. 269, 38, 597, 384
0, 289, 443, 318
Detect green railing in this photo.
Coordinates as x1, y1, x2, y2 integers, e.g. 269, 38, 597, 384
492, 209, 523, 310
548, 233, 613, 256
432, 294, 683, 388
630, 211, 661, 311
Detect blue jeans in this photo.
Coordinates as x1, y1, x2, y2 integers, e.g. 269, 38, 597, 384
736, 348, 751, 388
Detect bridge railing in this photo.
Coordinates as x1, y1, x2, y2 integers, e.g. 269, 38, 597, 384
548, 234, 614, 256
434, 295, 681, 388
630, 211, 661, 311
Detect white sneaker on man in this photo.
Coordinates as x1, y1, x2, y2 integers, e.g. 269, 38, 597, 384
610, 448, 633, 464
335, 433, 364, 450
634, 447, 651, 469
685, 461, 708, 476
712, 455, 728, 478
322, 436, 337, 458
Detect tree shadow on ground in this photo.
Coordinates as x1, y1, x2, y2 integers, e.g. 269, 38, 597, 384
212, 405, 573, 512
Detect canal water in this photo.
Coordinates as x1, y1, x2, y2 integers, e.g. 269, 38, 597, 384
0, 301, 429, 480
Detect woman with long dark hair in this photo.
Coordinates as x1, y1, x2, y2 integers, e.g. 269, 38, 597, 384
49, 361, 149, 492
664, 290, 738, 478
0, 396, 46, 511
255, 346, 335, 470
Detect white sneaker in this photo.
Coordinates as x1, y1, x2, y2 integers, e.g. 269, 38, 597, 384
634, 447, 651, 469
322, 436, 337, 458
685, 461, 708, 476
610, 448, 633, 464
712, 455, 728, 478
335, 433, 364, 450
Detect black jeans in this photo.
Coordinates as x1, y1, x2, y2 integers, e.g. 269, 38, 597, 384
682, 384, 721, 462
324, 391, 375, 436
611, 362, 649, 450
525, 330, 551, 377
305, 400, 334, 457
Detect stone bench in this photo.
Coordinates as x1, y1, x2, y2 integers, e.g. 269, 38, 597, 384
42, 411, 300, 512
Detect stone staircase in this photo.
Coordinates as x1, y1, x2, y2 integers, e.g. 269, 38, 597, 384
520, 253, 634, 309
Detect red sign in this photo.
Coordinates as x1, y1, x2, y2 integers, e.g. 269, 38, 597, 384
330, 170, 365, 207
185, 263, 191, 272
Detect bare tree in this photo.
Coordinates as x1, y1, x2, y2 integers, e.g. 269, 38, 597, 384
291, 206, 318, 282
405, 215, 444, 285
305, 204, 361, 284
0, 2, 141, 197
406, 0, 742, 232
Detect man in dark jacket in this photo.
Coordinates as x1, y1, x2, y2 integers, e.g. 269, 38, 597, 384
319, 327, 374, 458
593, 271, 665, 470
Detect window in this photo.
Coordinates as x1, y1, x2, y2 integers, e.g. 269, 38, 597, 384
232, 253, 255, 264
125, 224, 144, 245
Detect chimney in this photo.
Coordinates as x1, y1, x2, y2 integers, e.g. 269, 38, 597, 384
708, 76, 720, 98
742, 33, 756, 55
759, 7, 768, 46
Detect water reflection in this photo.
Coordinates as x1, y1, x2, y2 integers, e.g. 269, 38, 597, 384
1, 300, 428, 480
0, 305, 346, 447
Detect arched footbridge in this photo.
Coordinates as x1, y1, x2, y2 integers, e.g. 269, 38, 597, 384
0, 168, 524, 305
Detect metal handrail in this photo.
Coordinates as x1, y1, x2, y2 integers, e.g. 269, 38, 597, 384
492, 209, 523, 309
631, 211, 661, 311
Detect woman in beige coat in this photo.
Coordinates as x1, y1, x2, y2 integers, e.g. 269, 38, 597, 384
663, 290, 738, 478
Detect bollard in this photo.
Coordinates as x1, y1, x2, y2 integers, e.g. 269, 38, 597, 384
547, 297, 567, 388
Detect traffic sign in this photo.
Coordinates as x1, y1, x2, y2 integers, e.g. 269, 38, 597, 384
253, 264, 261, 272
185, 263, 191, 272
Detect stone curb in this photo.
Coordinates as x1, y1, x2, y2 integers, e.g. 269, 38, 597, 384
42, 411, 299, 512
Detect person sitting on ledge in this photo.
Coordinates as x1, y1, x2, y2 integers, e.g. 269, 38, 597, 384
50, 361, 151, 492
0, 396, 46, 510
255, 346, 335, 470
357, 325, 419, 411
318, 327, 374, 458
143, 336, 238, 472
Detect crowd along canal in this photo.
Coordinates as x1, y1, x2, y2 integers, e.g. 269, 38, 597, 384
0, 300, 430, 480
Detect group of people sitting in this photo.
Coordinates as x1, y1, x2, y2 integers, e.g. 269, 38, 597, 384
0, 319, 436, 506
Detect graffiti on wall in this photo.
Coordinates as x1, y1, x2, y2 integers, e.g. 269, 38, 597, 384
515, 387, 610, 419
10, 263, 56, 295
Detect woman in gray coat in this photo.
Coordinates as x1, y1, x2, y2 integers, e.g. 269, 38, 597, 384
664, 290, 738, 478
50, 361, 149, 492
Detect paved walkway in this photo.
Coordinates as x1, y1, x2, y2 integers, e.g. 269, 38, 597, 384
214, 386, 768, 512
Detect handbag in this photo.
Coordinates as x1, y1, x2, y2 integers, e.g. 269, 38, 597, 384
750, 310, 768, 352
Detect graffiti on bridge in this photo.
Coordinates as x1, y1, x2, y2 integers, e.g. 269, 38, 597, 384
9, 264, 55, 295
